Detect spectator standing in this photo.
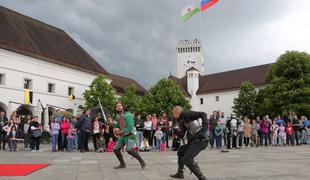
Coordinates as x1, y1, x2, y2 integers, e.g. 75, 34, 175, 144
78, 110, 91, 153
67, 124, 76, 152
135, 114, 144, 147
151, 113, 158, 147
215, 121, 224, 149
243, 118, 252, 147
0, 111, 8, 150
260, 117, 270, 146
286, 122, 295, 146
291, 113, 301, 146
143, 115, 153, 147
30, 116, 42, 152
154, 127, 163, 151
161, 112, 170, 148
91, 116, 103, 151
300, 116, 309, 144
23, 119, 31, 150
251, 120, 260, 147
104, 116, 115, 150
271, 120, 279, 146
51, 118, 60, 152
209, 113, 218, 148
218, 112, 227, 147
8, 126, 17, 151
60, 117, 70, 151
238, 117, 245, 148
71, 116, 78, 149
3, 119, 18, 150
157, 114, 169, 149
172, 135, 181, 151
278, 123, 286, 146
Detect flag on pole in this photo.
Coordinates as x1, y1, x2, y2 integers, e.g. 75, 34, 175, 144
200, 0, 219, 12
181, 4, 200, 22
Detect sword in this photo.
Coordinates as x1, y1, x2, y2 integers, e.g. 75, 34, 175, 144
97, 97, 107, 123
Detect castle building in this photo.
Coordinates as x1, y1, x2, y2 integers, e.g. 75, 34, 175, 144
0, 6, 146, 124
171, 39, 270, 117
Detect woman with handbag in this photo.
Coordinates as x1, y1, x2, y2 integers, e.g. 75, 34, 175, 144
30, 116, 42, 152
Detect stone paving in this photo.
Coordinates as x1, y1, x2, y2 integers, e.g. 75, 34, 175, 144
0, 144, 309, 180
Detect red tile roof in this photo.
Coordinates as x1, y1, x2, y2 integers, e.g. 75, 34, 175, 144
170, 64, 271, 95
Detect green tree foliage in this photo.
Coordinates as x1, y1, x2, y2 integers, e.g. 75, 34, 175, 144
233, 81, 257, 119
143, 78, 191, 117
262, 51, 310, 117
119, 84, 143, 113
83, 74, 116, 110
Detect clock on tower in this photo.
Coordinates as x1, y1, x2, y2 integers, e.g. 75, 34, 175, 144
176, 39, 204, 78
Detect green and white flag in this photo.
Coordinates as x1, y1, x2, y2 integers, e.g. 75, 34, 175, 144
181, 4, 200, 22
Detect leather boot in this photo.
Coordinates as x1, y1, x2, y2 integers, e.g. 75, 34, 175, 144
113, 149, 126, 169
188, 163, 207, 180
170, 168, 184, 179
128, 150, 146, 169
170, 157, 185, 179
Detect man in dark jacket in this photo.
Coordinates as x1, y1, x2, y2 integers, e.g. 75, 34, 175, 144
78, 109, 91, 152
0, 111, 8, 150
170, 106, 209, 180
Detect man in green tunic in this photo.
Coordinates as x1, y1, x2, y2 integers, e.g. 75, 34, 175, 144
113, 102, 146, 169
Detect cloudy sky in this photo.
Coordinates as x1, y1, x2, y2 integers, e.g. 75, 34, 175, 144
1, 0, 310, 88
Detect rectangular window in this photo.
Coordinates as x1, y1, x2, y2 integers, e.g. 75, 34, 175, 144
200, 98, 203, 105
0, 74, 5, 85
48, 83, 55, 93
68, 87, 74, 96
24, 79, 32, 89
215, 96, 219, 102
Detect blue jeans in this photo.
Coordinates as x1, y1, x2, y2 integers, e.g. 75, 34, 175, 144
51, 134, 59, 151
156, 139, 161, 151
216, 135, 222, 149
67, 138, 74, 152
136, 131, 143, 147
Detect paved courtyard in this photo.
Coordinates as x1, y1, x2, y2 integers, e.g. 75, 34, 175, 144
0, 145, 309, 180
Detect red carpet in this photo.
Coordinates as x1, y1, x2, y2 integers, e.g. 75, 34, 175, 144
0, 164, 49, 176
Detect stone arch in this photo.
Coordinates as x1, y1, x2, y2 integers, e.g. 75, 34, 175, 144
16, 105, 35, 120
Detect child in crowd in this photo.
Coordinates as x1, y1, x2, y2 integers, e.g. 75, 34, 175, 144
271, 120, 279, 146
107, 137, 116, 152
251, 120, 260, 147
140, 138, 150, 152
286, 122, 295, 146
51, 118, 60, 152
243, 119, 252, 147
8, 126, 17, 151
172, 135, 181, 151
278, 123, 286, 146
96, 135, 106, 153
67, 124, 76, 152
154, 127, 163, 151
215, 121, 224, 149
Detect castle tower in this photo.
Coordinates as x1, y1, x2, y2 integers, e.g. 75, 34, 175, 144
176, 39, 204, 78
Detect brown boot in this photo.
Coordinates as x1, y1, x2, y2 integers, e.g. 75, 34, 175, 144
128, 150, 146, 169
113, 149, 126, 169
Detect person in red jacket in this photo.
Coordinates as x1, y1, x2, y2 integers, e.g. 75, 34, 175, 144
60, 117, 70, 151
285, 122, 295, 146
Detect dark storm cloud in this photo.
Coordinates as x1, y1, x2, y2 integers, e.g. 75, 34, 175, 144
1, 0, 310, 88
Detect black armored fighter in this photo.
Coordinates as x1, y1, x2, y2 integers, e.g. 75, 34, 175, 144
170, 106, 209, 180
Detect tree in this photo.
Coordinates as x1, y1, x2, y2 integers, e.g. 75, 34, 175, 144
83, 74, 116, 110
119, 84, 143, 113
143, 78, 191, 117
233, 81, 257, 119
262, 51, 310, 117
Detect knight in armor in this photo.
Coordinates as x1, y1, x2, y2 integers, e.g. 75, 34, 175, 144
170, 106, 209, 180
112, 102, 146, 169
226, 113, 240, 149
